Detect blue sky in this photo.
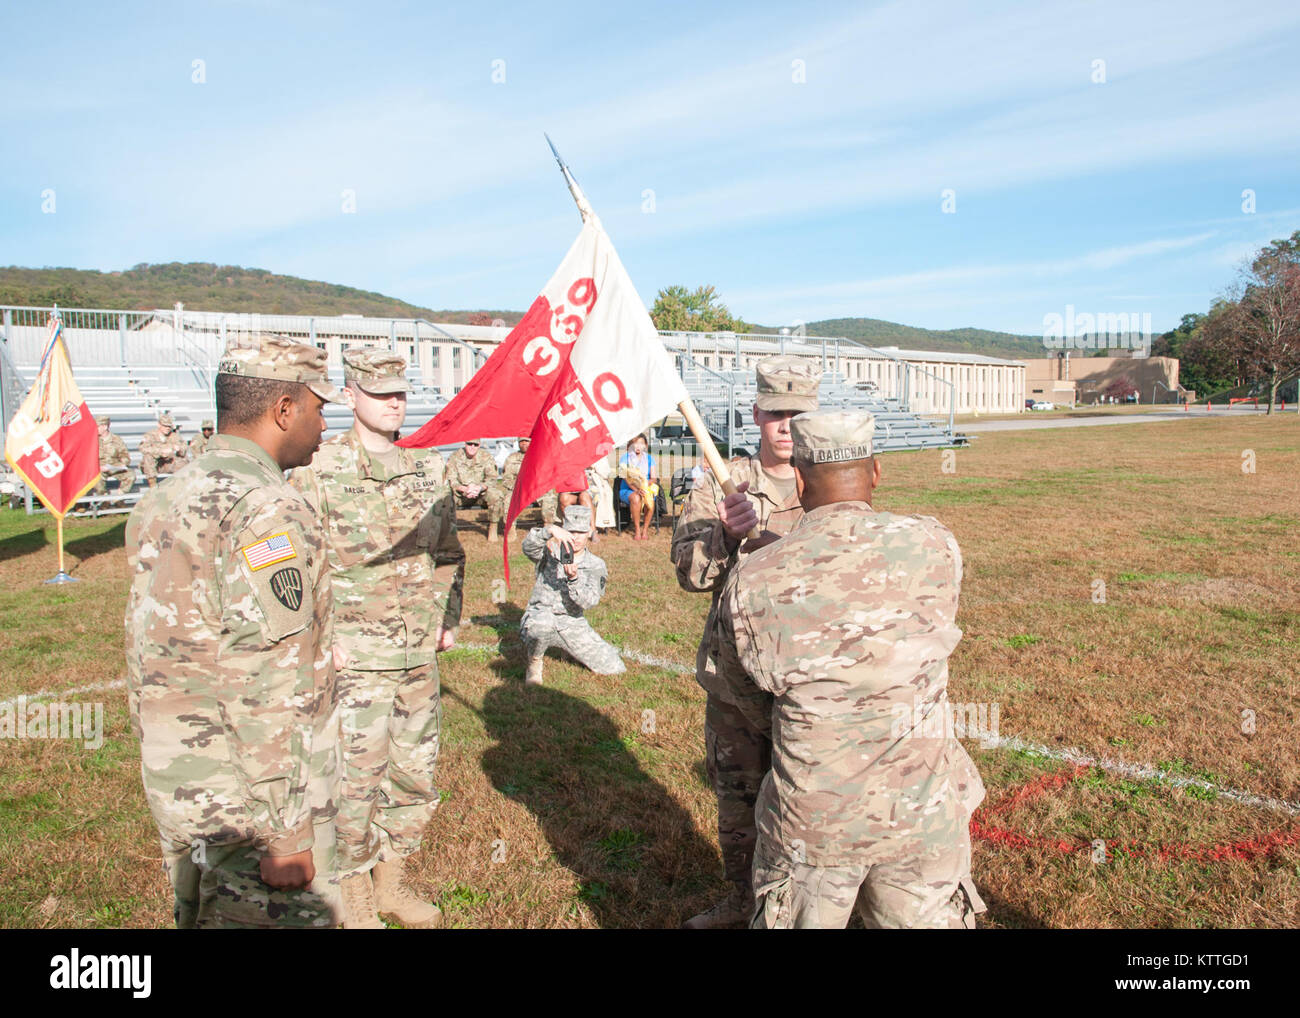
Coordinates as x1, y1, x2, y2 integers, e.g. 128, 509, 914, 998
3, 0, 1299, 336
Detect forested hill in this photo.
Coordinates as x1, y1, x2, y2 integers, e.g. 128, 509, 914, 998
0, 263, 518, 325
1, 263, 1050, 358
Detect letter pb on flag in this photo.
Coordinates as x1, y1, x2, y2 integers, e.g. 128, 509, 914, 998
4, 313, 101, 517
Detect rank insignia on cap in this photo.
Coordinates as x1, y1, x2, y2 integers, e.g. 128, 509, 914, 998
241, 532, 297, 571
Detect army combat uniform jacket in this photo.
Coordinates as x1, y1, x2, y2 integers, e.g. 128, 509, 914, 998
290, 431, 464, 671
446, 447, 500, 491
670, 456, 804, 693
519, 527, 624, 675
125, 434, 337, 858
716, 502, 986, 869
138, 426, 190, 479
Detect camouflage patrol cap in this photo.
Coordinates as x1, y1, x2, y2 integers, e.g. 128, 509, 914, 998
342, 347, 410, 394
217, 333, 343, 403
158, 413, 175, 428
790, 409, 876, 464
99, 415, 111, 426
201, 419, 214, 430
755, 356, 821, 412
562, 505, 592, 532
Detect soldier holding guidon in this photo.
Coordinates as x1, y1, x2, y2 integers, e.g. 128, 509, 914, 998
670, 355, 820, 928
290, 347, 465, 930
714, 410, 987, 928
125, 334, 345, 928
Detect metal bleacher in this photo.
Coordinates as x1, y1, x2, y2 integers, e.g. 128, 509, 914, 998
2, 360, 450, 518
677, 359, 963, 454
2, 305, 967, 518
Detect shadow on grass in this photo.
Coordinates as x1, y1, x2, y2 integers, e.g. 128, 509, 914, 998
64, 521, 127, 566
0, 528, 48, 562
973, 885, 1049, 929
477, 675, 722, 928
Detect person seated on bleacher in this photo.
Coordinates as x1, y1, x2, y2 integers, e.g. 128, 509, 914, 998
502, 437, 562, 527
617, 433, 660, 541
139, 412, 191, 490
189, 419, 215, 457
445, 438, 508, 542
92, 415, 135, 499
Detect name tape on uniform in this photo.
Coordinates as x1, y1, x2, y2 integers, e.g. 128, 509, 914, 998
811, 445, 872, 464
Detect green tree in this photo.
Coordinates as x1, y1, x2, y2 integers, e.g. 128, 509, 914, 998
1207, 232, 1300, 413
649, 285, 750, 333
1152, 310, 1240, 398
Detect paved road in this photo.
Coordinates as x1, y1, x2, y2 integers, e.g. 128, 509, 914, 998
959, 406, 1291, 433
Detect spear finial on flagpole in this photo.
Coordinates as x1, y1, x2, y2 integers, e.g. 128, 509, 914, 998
544, 133, 600, 227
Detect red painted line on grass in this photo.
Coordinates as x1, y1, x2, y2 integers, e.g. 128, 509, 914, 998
972, 768, 1300, 865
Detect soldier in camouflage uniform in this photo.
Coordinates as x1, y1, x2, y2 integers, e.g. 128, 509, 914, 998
91, 415, 135, 496
445, 438, 508, 541
290, 348, 465, 930
189, 418, 215, 457
670, 355, 821, 928
502, 437, 559, 529
125, 334, 344, 928
138, 412, 190, 488
715, 410, 987, 928
519, 505, 624, 685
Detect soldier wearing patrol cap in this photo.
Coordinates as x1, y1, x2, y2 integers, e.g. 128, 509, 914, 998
445, 438, 509, 542
670, 353, 821, 928
290, 346, 465, 929
519, 504, 624, 686
189, 419, 216, 458
502, 437, 560, 529
714, 410, 988, 929
138, 411, 190, 489
125, 333, 345, 928
91, 415, 135, 498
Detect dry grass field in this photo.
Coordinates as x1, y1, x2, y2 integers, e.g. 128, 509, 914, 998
1, 414, 1297, 929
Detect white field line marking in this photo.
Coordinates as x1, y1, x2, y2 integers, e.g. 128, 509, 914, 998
459, 630, 1300, 817
17, 644, 1296, 818
987, 734, 1300, 817
1, 678, 126, 710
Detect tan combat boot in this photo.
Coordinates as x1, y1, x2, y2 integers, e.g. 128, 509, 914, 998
340, 871, 384, 929
524, 653, 544, 686
487, 520, 498, 542
682, 882, 754, 929
372, 858, 444, 929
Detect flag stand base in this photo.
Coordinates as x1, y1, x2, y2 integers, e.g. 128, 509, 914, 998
44, 571, 78, 585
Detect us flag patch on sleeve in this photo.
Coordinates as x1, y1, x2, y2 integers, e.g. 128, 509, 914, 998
240, 532, 297, 571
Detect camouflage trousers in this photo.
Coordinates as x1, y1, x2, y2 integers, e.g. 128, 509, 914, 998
749, 816, 986, 929
92, 468, 135, 495
336, 664, 442, 875
539, 490, 559, 525
161, 829, 341, 929
705, 692, 771, 887
159, 706, 343, 928
455, 482, 506, 524
140, 455, 184, 480
520, 613, 626, 675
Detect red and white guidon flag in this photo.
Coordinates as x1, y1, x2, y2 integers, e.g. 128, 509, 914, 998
400, 218, 687, 559
4, 313, 101, 517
